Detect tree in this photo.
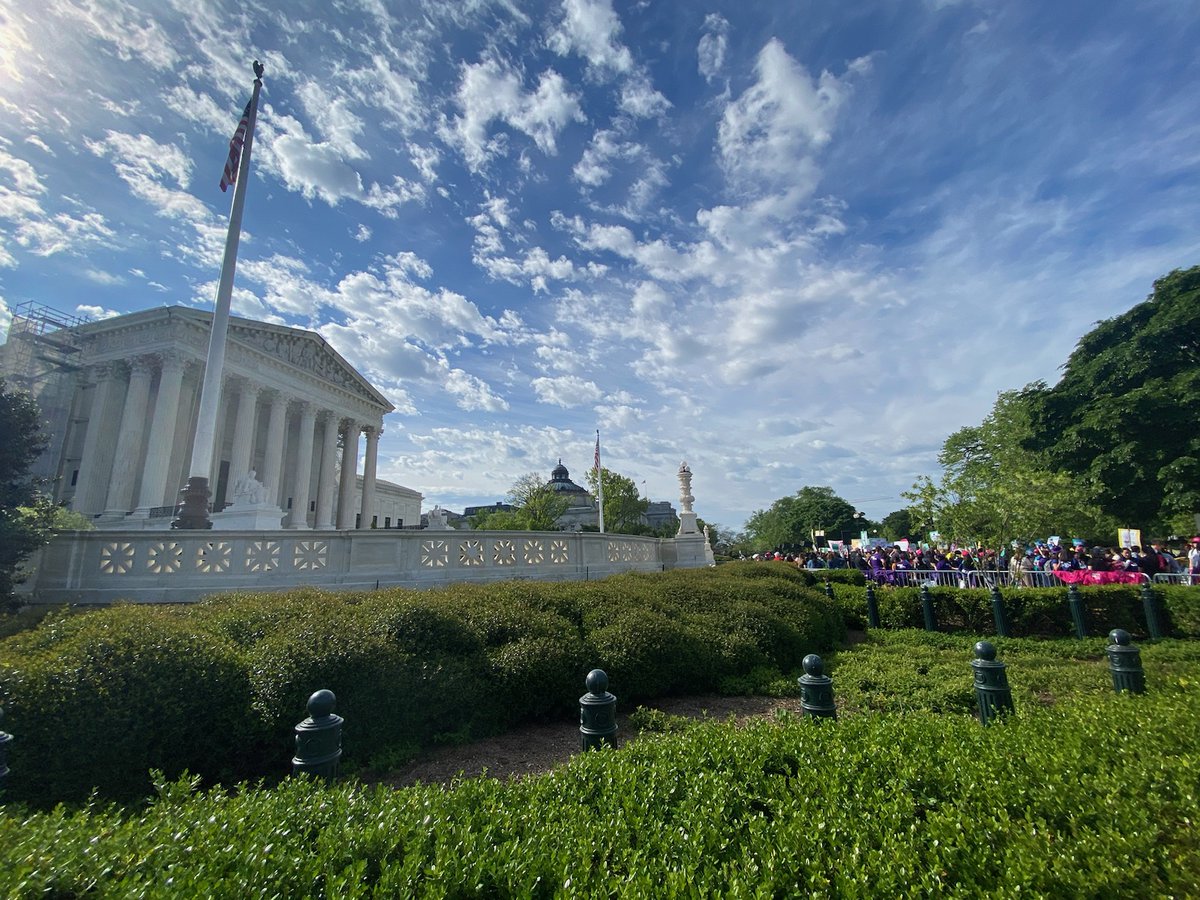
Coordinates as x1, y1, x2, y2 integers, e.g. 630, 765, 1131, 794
0, 379, 57, 604
880, 509, 916, 542
586, 467, 649, 535
744, 486, 859, 551
471, 472, 572, 531
1022, 266, 1200, 532
904, 389, 1117, 547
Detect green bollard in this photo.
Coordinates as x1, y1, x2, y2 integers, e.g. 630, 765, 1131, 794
580, 669, 618, 751
971, 641, 1014, 726
920, 584, 937, 632
989, 584, 1010, 638
865, 582, 880, 629
797, 654, 837, 720
1106, 629, 1146, 694
824, 581, 835, 601
292, 689, 343, 781
0, 707, 10, 788
1140, 581, 1163, 640
1067, 584, 1087, 639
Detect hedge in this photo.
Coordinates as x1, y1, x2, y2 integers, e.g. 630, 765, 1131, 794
0, 567, 837, 806
1, 679, 1197, 897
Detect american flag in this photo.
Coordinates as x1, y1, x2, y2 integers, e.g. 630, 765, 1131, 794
594, 432, 601, 472
220, 101, 252, 192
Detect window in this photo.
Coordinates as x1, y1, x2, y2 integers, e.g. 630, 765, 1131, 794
384, 517, 391, 528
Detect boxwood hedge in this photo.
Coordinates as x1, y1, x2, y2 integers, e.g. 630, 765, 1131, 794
0, 567, 838, 806
1, 677, 1196, 897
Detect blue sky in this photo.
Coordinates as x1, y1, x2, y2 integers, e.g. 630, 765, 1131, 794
1, 0, 1197, 532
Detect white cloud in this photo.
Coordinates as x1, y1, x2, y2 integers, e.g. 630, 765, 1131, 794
547, 0, 633, 75
698, 14, 729, 83
75, 303, 121, 319
442, 56, 585, 171
81, 269, 125, 286
531, 374, 603, 407
353, 224, 372, 242
717, 39, 852, 196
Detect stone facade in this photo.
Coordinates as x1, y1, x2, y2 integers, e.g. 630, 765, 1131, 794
3, 306, 409, 530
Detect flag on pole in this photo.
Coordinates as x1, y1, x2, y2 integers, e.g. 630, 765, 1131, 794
220, 101, 252, 192
594, 430, 605, 534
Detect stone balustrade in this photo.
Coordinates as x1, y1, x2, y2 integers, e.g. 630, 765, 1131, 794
25, 529, 693, 604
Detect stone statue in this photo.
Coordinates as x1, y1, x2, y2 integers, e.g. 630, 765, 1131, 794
426, 506, 450, 530
232, 469, 269, 506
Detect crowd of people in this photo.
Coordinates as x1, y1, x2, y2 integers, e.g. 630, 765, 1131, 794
748, 537, 1200, 587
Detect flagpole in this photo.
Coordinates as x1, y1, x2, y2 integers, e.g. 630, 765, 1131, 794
595, 430, 605, 534
174, 60, 264, 529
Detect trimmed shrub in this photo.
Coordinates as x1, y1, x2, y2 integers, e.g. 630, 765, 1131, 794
0, 605, 256, 805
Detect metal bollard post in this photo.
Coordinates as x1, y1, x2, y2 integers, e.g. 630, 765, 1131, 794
580, 669, 618, 751
824, 581, 835, 601
971, 641, 1014, 726
865, 582, 880, 629
292, 689, 343, 781
989, 584, 1010, 638
0, 707, 10, 788
1140, 581, 1163, 640
798, 654, 837, 720
1106, 629, 1146, 695
921, 584, 937, 632
1067, 584, 1087, 639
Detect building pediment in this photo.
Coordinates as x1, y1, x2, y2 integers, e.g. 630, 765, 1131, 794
77, 306, 393, 415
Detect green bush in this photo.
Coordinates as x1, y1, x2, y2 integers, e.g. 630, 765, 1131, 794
2, 677, 1197, 897
0, 605, 257, 804
0, 568, 846, 806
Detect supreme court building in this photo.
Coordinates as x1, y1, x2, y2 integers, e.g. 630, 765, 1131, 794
2, 303, 419, 530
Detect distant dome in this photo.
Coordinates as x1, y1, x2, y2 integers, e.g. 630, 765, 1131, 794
547, 459, 589, 495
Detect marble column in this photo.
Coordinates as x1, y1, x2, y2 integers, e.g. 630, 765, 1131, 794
227, 380, 261, 488
358, 424, 380, 529
261, 391, 289, 509
131, 353, 186, 516
336, 419, 359, 529
73, 363, 120, 514
314, 410, 339, 530
101, 358, 154, 518
286, 402, 317, 529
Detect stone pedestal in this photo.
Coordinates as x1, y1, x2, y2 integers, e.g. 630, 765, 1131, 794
212, 504, 285, 530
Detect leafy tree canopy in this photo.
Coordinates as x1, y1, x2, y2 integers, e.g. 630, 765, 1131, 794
1022, 266, 1200, 531
586, 466, 649, 535
744, 486, 859, 550
904, 389, 1117, 548
0, 379, 56, 603
471, 472, 573, 531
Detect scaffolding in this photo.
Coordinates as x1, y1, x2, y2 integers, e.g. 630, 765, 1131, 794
2, 302, 93, 487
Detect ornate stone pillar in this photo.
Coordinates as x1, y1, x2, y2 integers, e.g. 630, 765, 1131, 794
336, 419, 359, 529
314, 410, 339, 530
100, 358, 155, 519
676, 460, 699, 536
261, 391, 289, 508
358, 424, 381, 529
131, 353, 186, 516
227, 380, 261, 488
287, 402, 317, 529
72, 363, 120, 515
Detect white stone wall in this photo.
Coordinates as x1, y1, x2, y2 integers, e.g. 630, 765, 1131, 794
24, 529, 685, 604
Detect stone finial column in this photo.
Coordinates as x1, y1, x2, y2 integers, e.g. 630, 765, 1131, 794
227, 380, 262, 488
100, 358, 155, 519
287, 402, 317, 529
260, 391, 289, 509
132, 353, 187, 516
676, 461, 698, 536
358, 424, 381, 529
336, 420, 359, 529
314, 410, 339, 530
73, 363, 120, 514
